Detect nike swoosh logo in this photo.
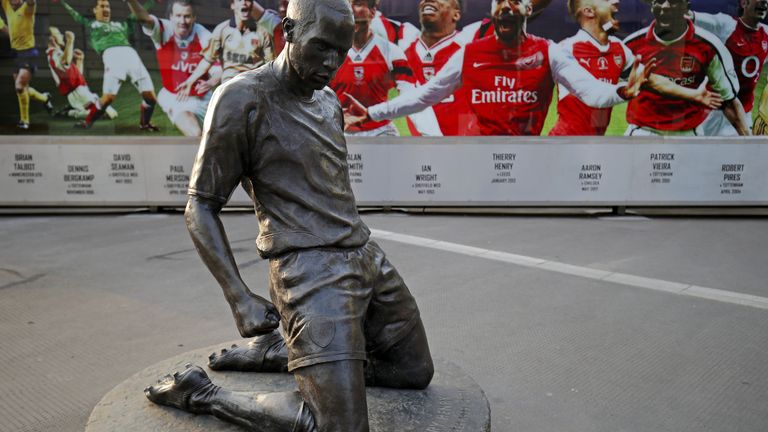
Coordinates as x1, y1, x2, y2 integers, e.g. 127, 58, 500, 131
473, 62, 493, 68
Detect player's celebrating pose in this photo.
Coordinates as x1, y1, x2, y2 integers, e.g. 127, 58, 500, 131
333, 0, 440, 136
1, 0, 53, 130
175, 0, 275, 95
550, 0, 721, 135
46, 26, 118, 120
346, 0, 651, 136
59, 0, 160, 130
127, 0, 220, 136
691, 0, 768, 135
402, 0, 472, 135
623, 0, 749, 135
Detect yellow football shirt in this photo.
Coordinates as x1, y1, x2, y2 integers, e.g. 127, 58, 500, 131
2, 0, 36, 51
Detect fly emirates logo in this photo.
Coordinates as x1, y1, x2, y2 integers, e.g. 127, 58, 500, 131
471, 76, 539, 105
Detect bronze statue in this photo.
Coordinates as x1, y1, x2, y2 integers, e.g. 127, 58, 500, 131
144, 0, 434, 430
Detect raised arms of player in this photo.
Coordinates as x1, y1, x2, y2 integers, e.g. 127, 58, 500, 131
124, 0, 154, 29
0, 16, 6, 34
186, 82, 279, 337
60, 0, 90, 26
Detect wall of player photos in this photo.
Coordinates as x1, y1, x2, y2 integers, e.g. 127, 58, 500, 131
1, 0, 766, 206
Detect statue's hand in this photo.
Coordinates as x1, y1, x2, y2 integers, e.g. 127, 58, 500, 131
230, 293, 280, 337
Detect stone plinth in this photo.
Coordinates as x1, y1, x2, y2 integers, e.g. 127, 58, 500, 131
86, 341, 491, 431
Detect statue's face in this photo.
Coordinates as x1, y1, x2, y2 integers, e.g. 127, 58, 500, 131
93, 0, 111, 23
491, 0, 531, 43
170, 3, 196, 39
288, 6, 354, 90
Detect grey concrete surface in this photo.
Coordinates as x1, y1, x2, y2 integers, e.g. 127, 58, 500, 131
0, 212, 767, 432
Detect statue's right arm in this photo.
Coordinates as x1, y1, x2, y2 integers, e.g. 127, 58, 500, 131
185, 196, 279, 337
186, 82, 279, 337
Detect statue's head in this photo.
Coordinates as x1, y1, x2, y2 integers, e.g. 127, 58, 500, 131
282, 0, 355, 90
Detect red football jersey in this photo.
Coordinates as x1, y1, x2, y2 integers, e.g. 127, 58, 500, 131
624, 20, 739, 131
725, 20, 768, 112
694, 13, 768, 113
332, 34, 415, 132
460, 34, 555, 135
46, 47, 87, 96
549, 31, 632, 136
404, 32, 471, 136
145, 17, 213, 97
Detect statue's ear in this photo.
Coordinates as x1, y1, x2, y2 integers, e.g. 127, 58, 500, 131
283, 17, 296, 43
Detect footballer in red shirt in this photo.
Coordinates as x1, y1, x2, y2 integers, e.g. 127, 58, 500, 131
403, 0, 472, 135
549, 0, 634, 135
623, 0, 749, 135
692, 0, 768, 135
46, 26, 118, 120
334, 0, 440, 136
348, 0, 651, 136
135, 0, 220, 136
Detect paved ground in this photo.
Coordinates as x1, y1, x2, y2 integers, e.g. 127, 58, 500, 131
1, 211, 767, 432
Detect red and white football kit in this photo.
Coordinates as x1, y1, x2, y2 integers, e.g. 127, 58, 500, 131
549, 30, 634, 136
623, 19, 739, 135
368, 33, 627, 136
694, 12, 768, 135
404, 30, 472, 135
47, 46, 116, 119
144, 15, 214, 123
371, 10, 420, 51
332, 33, 439, 136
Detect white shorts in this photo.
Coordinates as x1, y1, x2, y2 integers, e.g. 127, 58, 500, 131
67, 85, 99, 110
624, 124, 703, 137
699, 109, 752, 136
157, 87, 212, 125
102, 46, 154, 95
345, 122, 399, 137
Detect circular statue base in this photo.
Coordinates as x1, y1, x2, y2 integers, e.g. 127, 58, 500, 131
86, 340, 490, 431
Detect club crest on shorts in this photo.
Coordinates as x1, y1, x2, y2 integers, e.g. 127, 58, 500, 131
354, 66, 365, 82
680, 56, 695, 73
423, 66, 435, 81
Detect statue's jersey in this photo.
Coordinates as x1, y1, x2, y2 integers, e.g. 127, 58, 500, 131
624, 20, 739, 131
144, 16, 212, 97
189, 64, 370, 257
331, 34, 415, 132
203, 18, 274, 83
693, 12, 768, 113
549, 30, 633, 136
46, 47, 86, 96
368, 33, 625, 136
404, 31, 471, 136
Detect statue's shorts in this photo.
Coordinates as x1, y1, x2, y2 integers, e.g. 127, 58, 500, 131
268, 240, 421, 371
